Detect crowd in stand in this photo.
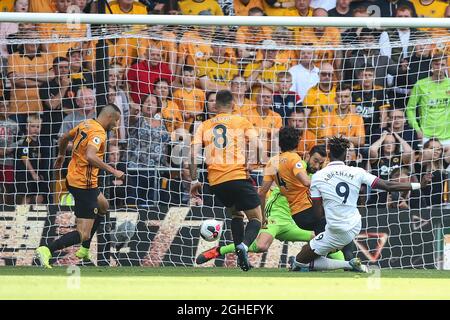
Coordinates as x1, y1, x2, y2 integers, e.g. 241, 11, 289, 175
0, 0, 448, 210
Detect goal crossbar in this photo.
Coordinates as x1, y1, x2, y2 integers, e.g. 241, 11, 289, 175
0, 12, 449, 28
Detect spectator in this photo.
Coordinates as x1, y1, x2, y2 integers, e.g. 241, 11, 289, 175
352, 66, 390, 145
328, 0, 351, 17
340, 6, 371, 44
127, 46, 174, 104
197, 36, 239, 91
325, 83, 365, 147
137, 26, 177, 73
0, 98, 18, 204
0, 0, 29, 60
346, 141, 365, 168
342, 29, 396, 88
155, 78, 183, 133
39, 56, 72, 144
284, 0, 313, 17
126, 95, 170, 205
177, 25, 215, 70
295, 8, 342, 68
263, 0, 296, 16
245, 86, 282, 159
385, 109, 419, 150
369, 131, 414, 180
231, 75, 255, 115
205, 91, 217, 118
108, 63, 130, 140
7, 30, 53, 129
110, 63, 128, 93
310, 0, 335, 10
387, 166, 415, 209
106, 88, 126, 142
38, 0, 88, 58
73, 0, 89, 12
15, 114, 48, 204
139, 0, 165, 13
412, 0, 447, 18
288, 46, 319, 102
107, 0, 148, 14
270, 27, 296, 67
128, 94, 170, 167
350, 0, 417, 18
368, 131, 414, 206
29, 0, 57, 12
173, 66, 205, 132
104, 144, 127, 208
67, 47, 95, 99
4, 23, 37, 58
273, 71, 301, 125
302, 62, 336, 142
406, 53, 450, 147
236, 7, 273, 62
378, 5, 422, 64
178, 0, 224, 15
391, 41, 432, 109
233, 0, 264, 16
58, 87, 96, 137
415, 138, 450, 207
287, 109, 317, 157
244, 39, 286, 96
106, 32, 138, 69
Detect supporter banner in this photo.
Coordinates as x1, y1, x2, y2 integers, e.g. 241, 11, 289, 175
0, 205, 449, 268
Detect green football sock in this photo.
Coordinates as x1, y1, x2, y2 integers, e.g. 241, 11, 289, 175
219, 240, 261, 256
219, 243, 235, 255
248, 241, 259, 253
328, 250, 345, 260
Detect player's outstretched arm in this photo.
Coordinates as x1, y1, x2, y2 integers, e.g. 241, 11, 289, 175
258, 180, 273, 216
54, 131, 73, 169
372, 173, 432, 192
85, 145, 124, 179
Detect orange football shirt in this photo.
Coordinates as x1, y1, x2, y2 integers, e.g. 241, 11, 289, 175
263, 151, 312, 214
66, 119, 107, 189
192, 113, 258, 186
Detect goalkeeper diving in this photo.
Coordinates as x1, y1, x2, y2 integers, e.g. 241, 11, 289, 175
196, 127, 344, 264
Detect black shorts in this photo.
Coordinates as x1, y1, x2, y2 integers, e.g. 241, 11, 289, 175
292, 207, 326, 235
210, 179, 260, 211
66, 182, 100, 219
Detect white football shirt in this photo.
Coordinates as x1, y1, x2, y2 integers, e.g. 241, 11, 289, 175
310, 161, 379, 231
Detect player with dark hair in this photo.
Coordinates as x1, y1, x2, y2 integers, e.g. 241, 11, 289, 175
190, 90, 262, 271
36, 104, 123, 268
290, 136, 432, 272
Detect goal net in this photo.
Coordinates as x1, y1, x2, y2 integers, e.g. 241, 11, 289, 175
0, 18, 449, 269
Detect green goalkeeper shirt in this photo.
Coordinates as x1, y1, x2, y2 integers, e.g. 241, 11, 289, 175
406, 77, 450, 141
264, 160, 310, 224
265, 186, 292, 224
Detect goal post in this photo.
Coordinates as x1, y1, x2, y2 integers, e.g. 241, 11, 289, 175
0, 13, 449, 269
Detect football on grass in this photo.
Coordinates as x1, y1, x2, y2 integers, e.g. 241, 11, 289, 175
200, 219, 222, 242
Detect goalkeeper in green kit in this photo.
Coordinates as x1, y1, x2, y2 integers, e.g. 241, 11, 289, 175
406, 53, 450, 146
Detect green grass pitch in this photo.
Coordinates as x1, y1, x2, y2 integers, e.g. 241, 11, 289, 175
1, 267, 450, 299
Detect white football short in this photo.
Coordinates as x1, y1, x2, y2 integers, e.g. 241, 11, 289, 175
309, 220, 361, 257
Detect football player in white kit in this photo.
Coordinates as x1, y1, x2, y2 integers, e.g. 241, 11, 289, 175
290, 137, 432, 272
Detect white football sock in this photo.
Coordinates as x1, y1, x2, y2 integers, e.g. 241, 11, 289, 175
310, 256, 351, 271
